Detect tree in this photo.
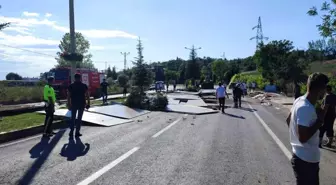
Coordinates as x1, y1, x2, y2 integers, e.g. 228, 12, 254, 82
254, 40, 307, 85
56, 32, 94, 68
132, 38, 153, 93
308, 1, 336, 38
211, 59, 228, 82
0, 6, 10, 31
117, 73, 129, 88
178, 61, 186, 84
106, 66, 113, 79
308, 38, 336, 60
165, 70, 179, 83
111, 66, 118, 80
6, 72, 22, 80
185, 47, 201, 83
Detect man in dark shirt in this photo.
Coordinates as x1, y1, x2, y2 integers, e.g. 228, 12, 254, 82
233, 83, 243, 108
67, 73, 90, 137
319, 85, 336, 147
100, 79, 109, 104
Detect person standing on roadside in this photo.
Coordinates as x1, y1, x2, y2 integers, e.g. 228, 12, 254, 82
286, 72, 329, 185
319, 85, 336, 148
67, 73, 90, 137
100, 79, 109, 104
216, 82, 228, 113
43, 76, 57, 137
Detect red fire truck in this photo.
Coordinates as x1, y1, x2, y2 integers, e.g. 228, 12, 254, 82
43, 67, 105, 99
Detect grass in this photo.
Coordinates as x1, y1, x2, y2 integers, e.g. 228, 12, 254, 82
0, 112, 52, 133
91, 97, 126, 106
0, 82, 127, 105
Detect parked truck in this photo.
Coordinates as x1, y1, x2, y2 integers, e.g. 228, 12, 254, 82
42, 67, 105, 99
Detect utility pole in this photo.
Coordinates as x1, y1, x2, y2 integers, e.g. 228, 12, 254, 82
69, 0, 76, 83
250, 16, 269, 50
105, 62, 107, 73
120, 52, 130, 71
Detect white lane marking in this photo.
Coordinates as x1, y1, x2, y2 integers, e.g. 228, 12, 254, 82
152, 117, 182, 138
77, 147, 140, 185
0, 128, 67, 148
248, 103, 292, 160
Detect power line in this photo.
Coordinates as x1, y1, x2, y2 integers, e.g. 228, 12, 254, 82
0, 43, 56, 57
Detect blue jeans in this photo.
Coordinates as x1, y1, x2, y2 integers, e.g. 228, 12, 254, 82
70, 106, 84, 133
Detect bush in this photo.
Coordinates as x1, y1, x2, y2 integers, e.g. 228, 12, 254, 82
0, 85, 44, 104
201, 81, 214, 89
230, 73, 268, 90
147, 93, 168, 111
125, 87, 168, 110
125, 87, 145, 109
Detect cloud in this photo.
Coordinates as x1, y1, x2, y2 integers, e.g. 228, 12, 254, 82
22, 11, 39, 17
0, 32, 59, 46
45, 13, 52, 17
0, 15, 137, 39
0, 13, 137, 78
4, 26, 32, 35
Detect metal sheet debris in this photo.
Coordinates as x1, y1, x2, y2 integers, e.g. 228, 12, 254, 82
166, 104, 218, 115
37, 109, 133, 127
89, 104, 150, 119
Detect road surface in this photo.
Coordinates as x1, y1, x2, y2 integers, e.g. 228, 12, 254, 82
0, 98, 335, 185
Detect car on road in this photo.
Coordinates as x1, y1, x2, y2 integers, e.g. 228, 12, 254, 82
149, 81, 165, 91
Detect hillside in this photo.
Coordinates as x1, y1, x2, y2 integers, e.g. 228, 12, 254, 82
308, 60, 336, 75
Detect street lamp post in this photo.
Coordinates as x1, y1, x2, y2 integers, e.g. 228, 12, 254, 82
69, 0, 76, 83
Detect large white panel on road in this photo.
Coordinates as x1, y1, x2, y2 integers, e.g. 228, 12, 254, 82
37, 109, 133, 127
89, 104, 150, 119
166, 104, 218, 115
168, 98, 207, 107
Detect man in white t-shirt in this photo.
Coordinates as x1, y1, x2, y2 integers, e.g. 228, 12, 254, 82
286, 73, 329, 185
216, 82, 228, 113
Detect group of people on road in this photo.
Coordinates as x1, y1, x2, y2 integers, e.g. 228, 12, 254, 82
215, 81, 251, 112
287, 72, 335, 185
43, 73, 90, 138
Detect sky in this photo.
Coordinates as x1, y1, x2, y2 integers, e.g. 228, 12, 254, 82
0, 0, 325, 79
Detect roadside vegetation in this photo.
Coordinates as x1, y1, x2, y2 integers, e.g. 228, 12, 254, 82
0, 113, 54, 133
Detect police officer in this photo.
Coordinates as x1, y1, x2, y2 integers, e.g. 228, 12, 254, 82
43, 76, 56, 137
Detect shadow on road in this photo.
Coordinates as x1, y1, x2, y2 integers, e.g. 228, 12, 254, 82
60, 136, 90, 161
29, 137, 50, 159
19, 130, 66, 185
239, 107, 257, 112
225, 113, 245, 119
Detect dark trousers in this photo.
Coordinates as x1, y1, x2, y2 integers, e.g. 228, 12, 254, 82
44, 105, 54, 134
234, 96, 241, 107
102, 91, 108, 103
291, 154, 319, 185
70, 106, 84, 134
319, 116, 335, 138
218, 97, 225, 112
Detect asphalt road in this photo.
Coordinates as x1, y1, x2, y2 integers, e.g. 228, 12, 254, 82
0, 98, 336, 185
